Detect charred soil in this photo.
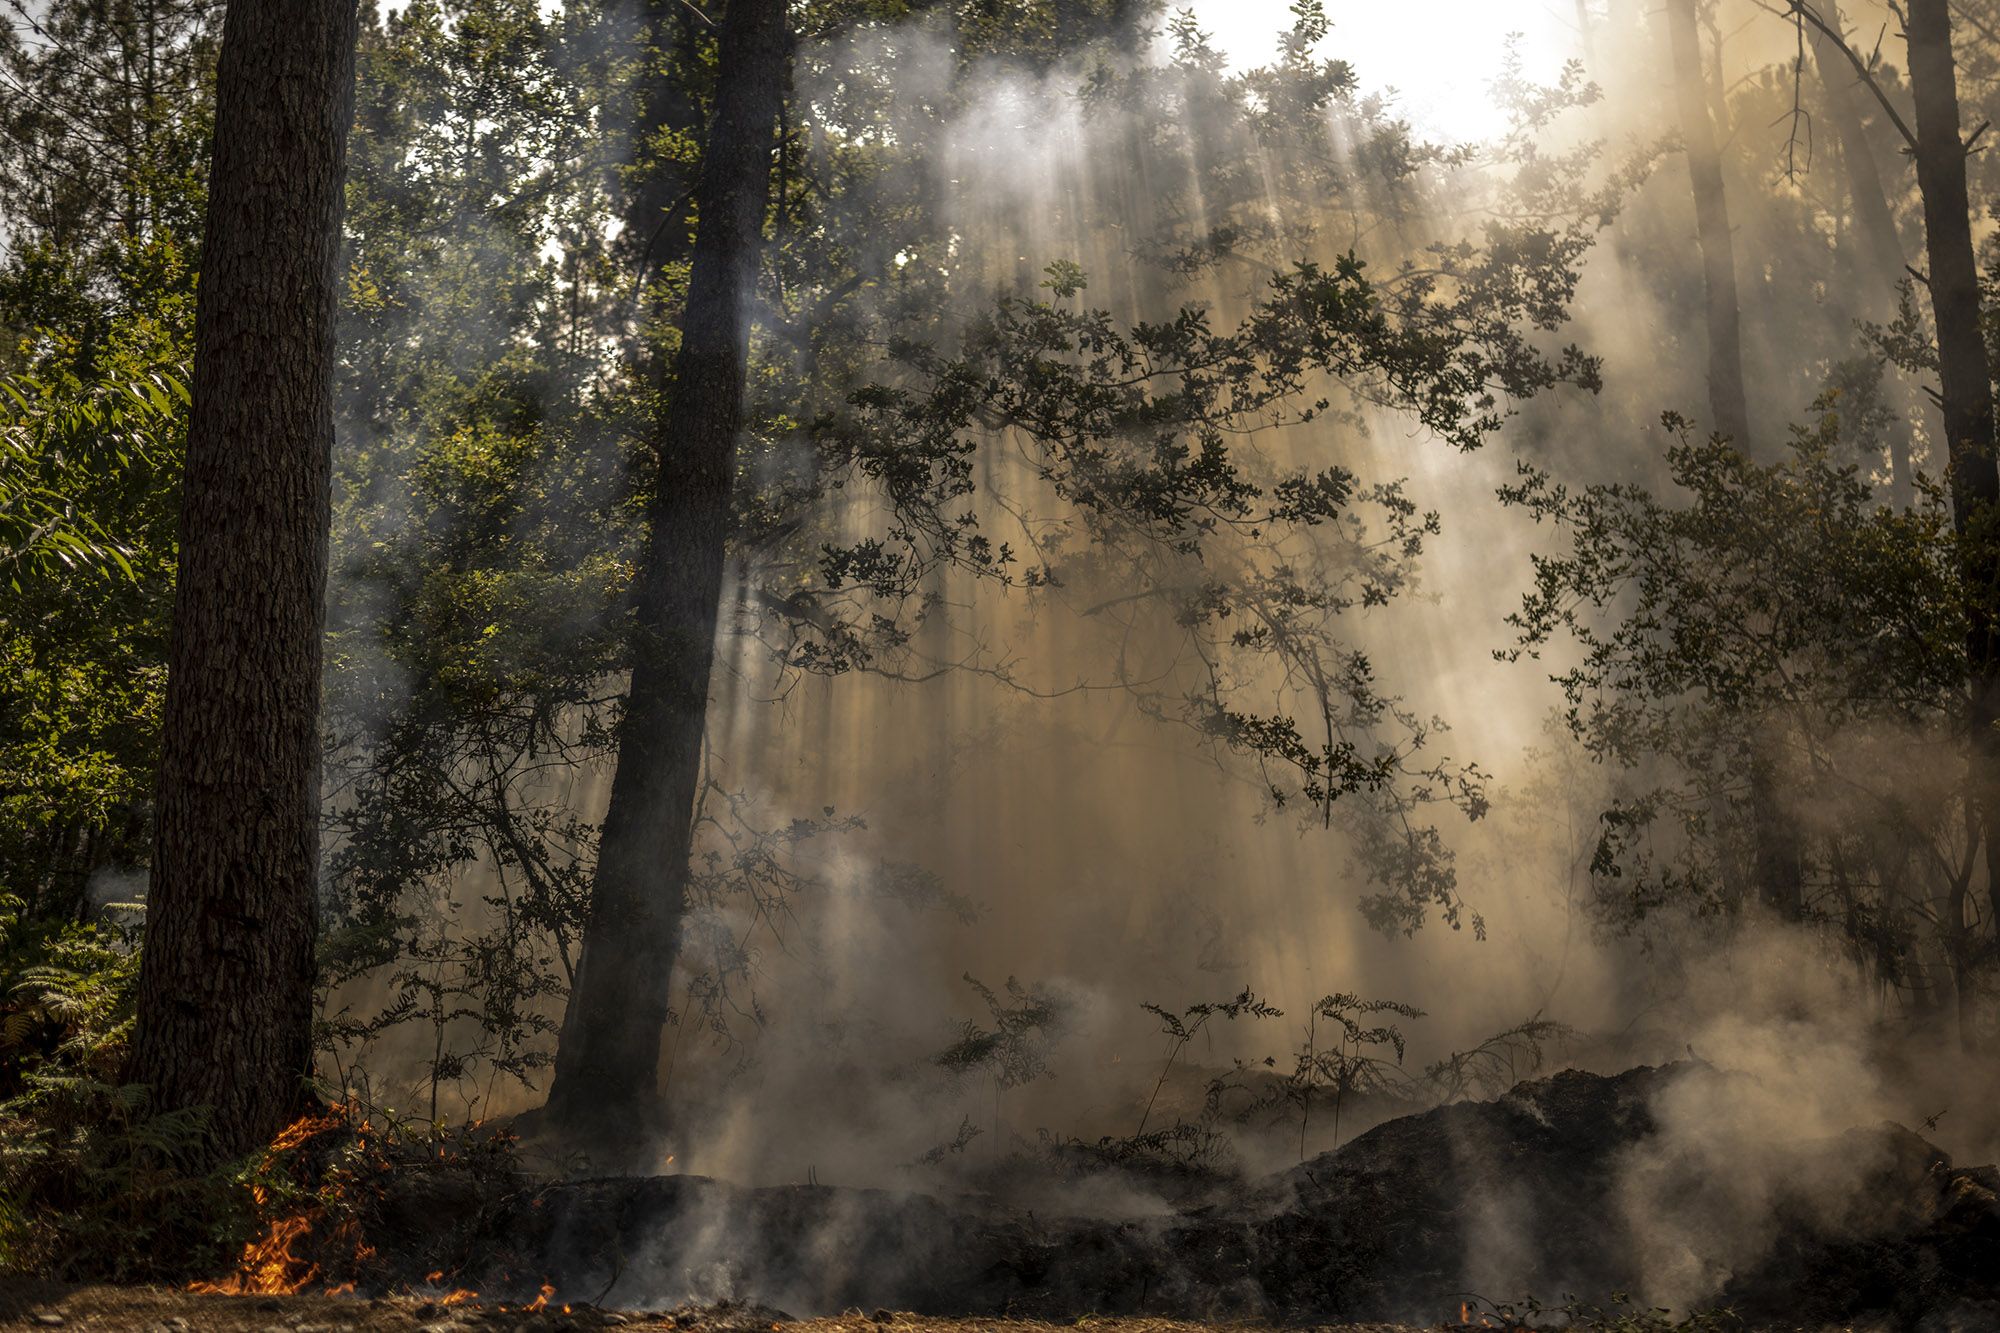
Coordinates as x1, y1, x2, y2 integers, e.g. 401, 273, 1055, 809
434, 1065, 2000, 1328
23, 1066, 1996, 1331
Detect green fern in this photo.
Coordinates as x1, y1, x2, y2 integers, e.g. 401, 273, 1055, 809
0, 892, 247, 1280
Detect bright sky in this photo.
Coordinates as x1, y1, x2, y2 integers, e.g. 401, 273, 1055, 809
1181, 0, 1585, 139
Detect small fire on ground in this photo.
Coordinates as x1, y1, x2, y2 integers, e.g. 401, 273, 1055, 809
186, 1108, 567, 1314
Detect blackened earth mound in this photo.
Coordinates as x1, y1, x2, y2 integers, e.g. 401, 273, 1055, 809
425, 1064, 1998, 1328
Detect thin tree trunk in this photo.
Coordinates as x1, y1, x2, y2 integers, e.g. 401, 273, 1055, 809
1948, 869, 1978, 1051
542, 0, 789, 1150
1707, 781, 1745, 909
1812, 0, 1909, 313
1670, 0, 1806, 912
1905, 0, 2000, 953
618, 0, 706, 325
126, 0, 358, 1161
1667, 0, 1752, 448
1701, 5, 1733, 145
1810, 0, 1915, 497
1749, 731, 1804, 916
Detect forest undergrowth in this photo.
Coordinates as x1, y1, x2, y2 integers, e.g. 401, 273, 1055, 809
7, 0, 2000, 1322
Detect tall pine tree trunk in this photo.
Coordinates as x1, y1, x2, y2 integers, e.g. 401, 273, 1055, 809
1811, 0, 1914, 497
1905, 0, 2000, 1040
1667, 0, 1751, 448
542, 0, 789, 1150
127, 0, 358, 1160
1811, 0, 1908, 314
1669, 0, 1805, 916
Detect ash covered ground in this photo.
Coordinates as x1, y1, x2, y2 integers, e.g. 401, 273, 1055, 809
0, 1297, 1433, 1333
79, 1063, 1989, 1333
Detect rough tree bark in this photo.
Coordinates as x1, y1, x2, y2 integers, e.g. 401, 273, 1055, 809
542, 0, 789, 1150
126, 0, 358, 1160
1905, 0, 2000, 998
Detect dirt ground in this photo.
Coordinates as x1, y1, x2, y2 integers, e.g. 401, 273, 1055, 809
0, 1285, 1906, 1332
0, 1285, 1454, 1333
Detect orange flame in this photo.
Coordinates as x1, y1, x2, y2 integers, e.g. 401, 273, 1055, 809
439, 1289, 480, 1307
269, 1109, 345, 1152
525, 1282, 557, 1312
184, 1108, 358, 1298
189, 1187, 319, 1296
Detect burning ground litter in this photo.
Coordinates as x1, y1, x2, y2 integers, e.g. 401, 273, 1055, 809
122, 1064, 2000, 1331
0, 1295, 1438, 1333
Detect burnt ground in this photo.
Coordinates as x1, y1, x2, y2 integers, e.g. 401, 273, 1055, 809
386, 1064, 1999, 1330
9, 1064, 1998, 1331
0, 1289, 1442, 1333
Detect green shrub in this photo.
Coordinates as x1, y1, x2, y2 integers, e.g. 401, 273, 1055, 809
0, 892, 252, 1280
